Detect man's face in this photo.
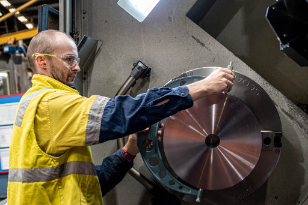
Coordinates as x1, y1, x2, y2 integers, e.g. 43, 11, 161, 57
48, 35, 80, 86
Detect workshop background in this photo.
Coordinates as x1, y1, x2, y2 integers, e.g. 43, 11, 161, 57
0, 0, 307, 205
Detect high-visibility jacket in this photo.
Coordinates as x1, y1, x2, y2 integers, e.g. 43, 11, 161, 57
8, 74, 193, 204
8, 75, 104, 205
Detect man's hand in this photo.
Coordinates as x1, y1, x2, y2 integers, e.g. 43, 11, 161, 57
187, 68, 235, 101
123, 123, 164, 157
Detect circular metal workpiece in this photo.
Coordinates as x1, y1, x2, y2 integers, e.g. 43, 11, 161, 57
162, 94, 262, 190
138, 68, 282, 204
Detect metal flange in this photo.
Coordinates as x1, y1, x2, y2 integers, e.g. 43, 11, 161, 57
138, 68, 282, 204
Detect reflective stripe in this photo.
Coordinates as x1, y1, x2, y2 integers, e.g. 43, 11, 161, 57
15, 87, 51, 127
85, 96, 110, 145
9, 161, 96, 183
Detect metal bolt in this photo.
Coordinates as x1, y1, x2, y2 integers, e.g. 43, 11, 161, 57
196, 188, 203, 202
83, 10, 86, 14
83, 77, 87, 80
296, 201, 300, 205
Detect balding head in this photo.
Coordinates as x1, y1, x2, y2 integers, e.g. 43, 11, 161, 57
27, 30, 75, 73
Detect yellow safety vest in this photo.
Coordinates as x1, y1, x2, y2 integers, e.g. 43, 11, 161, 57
8, 75, 103, 205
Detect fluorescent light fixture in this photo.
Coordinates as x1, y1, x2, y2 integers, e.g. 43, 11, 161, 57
0, 72, 8, 77
9, 8, 19, 14
25, 23, 33, 29
118, 0, 160, 22
17, 16, 28, 22
0, 0, 11, 7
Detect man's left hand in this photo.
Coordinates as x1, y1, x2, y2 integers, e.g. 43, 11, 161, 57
123, 123, 164, 156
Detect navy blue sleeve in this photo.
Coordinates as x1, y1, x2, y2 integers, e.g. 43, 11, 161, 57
96, 148, 133, 196
99, 85, 193, 143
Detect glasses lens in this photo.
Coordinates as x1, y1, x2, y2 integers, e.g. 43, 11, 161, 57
62, 55, 78, 67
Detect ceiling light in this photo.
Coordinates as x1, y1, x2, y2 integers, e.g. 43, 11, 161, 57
17, 16, 28, 22
0, 72, 8, 77
118, 0, 160, 22
8, 8, 19, 14
25, 23, 33, 29
0, 0, 11, 7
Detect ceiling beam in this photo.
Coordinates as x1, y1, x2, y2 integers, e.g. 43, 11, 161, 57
10, 0, 59, 8
0, 0, 40, 23
0, 27, 37, 45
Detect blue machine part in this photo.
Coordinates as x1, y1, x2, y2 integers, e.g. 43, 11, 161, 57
3, 46, 25, 54
17, 47, 25, 54
3, 45, 16, 54
138, 76, 205, 196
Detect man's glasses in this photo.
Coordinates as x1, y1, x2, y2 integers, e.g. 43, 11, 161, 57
32, 53, 80, 68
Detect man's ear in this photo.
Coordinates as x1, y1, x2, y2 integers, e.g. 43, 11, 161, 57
35, 56, 47, 69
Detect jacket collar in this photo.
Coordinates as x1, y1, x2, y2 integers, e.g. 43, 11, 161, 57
31, 74, 79, 94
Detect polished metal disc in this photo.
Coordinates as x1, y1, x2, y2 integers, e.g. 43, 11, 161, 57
162, 94, 262, 190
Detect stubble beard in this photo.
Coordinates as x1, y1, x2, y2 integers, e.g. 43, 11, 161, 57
50, 63, 74, 86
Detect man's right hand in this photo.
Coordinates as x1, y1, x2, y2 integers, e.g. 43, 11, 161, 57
187, 68, 235, 101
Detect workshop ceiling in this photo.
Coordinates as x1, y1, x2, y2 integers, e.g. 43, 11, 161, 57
0, 0, 59, 35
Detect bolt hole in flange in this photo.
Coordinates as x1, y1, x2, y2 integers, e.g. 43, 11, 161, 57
263, 137, 271, 146
149, 157, 159, 167
142, 139, 154, 151
180, 80, 187, 86
169, 180, 175, 186
159, 170, 166, 179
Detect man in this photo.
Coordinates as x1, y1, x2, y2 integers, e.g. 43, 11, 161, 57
8, 30, 234, 205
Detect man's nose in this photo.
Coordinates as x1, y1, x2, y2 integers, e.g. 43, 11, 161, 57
72, 64, 81, 72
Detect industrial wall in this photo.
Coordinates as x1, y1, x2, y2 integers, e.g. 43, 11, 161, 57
0, 58, 31, 95
82, 0, 308, 204
199, 0, 308, 104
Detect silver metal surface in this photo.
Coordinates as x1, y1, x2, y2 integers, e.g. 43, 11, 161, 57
162, 94, 262, 190
170, 67, 281, 131
115, 77, 136, 96
59, 0, 72, 35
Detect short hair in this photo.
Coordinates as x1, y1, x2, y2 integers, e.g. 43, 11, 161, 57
27, 30, 74, 73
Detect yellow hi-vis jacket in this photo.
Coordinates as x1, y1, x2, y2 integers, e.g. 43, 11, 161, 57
8, 74, 106, 205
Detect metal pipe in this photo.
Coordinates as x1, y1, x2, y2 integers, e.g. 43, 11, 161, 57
0, 0, 40, 23
59, 0, 65, 32
65, 0, 72, 35
128, 167, 154, 190
59, 0, 72, 35
115, 77, 136, 96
